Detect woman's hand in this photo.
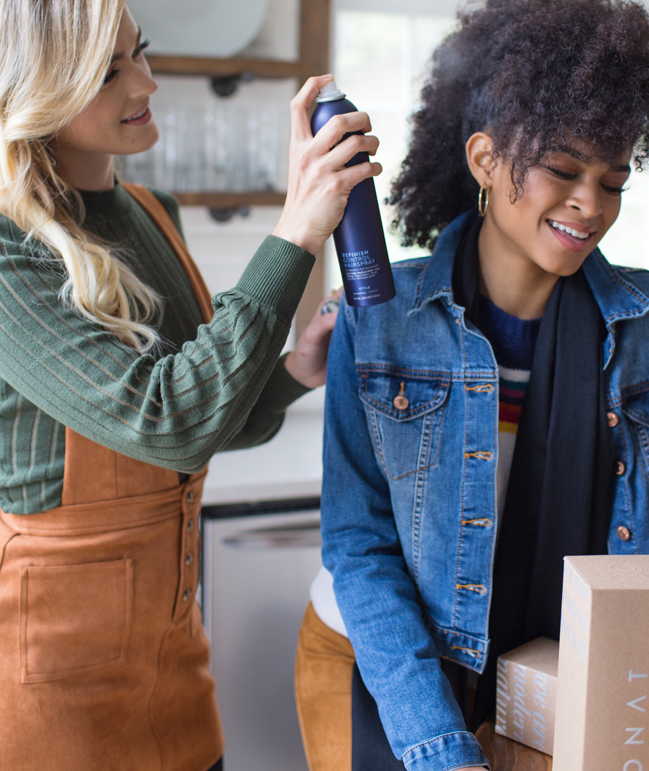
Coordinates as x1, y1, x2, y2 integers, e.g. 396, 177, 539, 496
273, 74, 382, 256
284, 289, 342, 388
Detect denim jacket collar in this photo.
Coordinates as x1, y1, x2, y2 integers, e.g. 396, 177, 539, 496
416, 211, 649, 329
414, 212, 470, 311
582, 249, 649, 325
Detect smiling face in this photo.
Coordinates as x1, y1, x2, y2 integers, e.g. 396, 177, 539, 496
478, 136, 632, 278
53, 8, 158, 184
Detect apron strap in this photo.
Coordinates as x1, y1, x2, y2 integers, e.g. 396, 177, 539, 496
60, 185, 213, 505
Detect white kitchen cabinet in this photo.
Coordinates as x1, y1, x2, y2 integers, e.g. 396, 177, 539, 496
202, 510, 322, 771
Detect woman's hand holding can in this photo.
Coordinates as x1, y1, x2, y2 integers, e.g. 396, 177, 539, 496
272, 74, 381, 257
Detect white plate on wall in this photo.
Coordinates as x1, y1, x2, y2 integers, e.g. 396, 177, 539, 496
129, 0, 268, 58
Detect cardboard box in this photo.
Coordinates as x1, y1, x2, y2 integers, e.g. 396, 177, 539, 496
495, 637, 559, 755
553, 555, 649, 771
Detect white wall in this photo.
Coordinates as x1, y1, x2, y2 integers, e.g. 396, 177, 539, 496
241, 0, 300, 59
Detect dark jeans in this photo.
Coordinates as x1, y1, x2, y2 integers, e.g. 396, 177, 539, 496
207, 759, 223, 771
351, 664, 403, 769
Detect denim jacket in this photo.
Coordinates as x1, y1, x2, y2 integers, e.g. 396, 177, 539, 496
320, 212, 649, 771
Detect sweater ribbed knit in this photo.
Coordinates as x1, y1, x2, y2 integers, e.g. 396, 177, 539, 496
0, 183, 314, 513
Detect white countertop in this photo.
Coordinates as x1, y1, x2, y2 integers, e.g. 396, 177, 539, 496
202, 388, 325, 506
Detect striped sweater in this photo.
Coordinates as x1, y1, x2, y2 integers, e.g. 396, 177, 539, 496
477, 295, 540, 524
496, 366, 531, 523
0, 183, 313, 513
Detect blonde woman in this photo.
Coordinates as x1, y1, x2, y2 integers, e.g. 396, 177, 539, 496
0, 2, 382, 769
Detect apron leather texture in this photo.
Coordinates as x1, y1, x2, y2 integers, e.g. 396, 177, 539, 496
0, 184, 223, 771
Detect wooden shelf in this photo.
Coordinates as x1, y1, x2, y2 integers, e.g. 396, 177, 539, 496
172, 191, 286, 207
149, 55, 301, 80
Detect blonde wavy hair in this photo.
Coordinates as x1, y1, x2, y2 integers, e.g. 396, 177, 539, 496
0, 0, 161, 352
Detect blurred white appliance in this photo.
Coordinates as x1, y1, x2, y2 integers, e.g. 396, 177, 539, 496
202, 505, 322, 771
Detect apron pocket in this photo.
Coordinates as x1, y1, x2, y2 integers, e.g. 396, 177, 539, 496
20, 558, 133, 684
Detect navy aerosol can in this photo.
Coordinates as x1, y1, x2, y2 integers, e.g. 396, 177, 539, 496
311, 81, 395, 307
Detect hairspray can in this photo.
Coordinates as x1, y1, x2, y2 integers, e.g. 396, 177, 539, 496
311, 81, 395, 307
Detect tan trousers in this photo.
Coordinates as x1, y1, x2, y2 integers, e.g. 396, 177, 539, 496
295, 602, 354, 771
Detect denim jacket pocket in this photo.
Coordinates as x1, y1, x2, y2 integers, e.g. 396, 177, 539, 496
357, 367, 451, 480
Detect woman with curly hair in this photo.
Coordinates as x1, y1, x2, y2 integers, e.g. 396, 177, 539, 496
295, 0, 649, 769
0, 1, 382, 769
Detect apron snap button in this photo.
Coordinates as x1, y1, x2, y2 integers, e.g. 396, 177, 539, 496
185, 553, 193, 566
186, 491, 195, 503
187, 518, 194, 532
182, 588, 192, 602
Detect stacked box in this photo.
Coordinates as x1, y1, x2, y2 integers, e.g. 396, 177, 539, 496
553, 555, 649, 771
495, 637, 559, 755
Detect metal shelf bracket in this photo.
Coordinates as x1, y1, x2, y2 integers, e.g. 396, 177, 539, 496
207, 206, 251, 224
209, 73, 256, 98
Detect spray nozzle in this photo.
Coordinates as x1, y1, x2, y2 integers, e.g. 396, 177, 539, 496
316, 80, 346, 103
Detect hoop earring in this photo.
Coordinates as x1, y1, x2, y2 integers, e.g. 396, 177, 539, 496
478, 186, 490, 217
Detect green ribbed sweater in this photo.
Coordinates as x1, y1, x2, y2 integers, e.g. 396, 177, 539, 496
0, 183, 314, 514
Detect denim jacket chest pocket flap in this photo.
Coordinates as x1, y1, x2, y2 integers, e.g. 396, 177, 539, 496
357, 367, 451, 480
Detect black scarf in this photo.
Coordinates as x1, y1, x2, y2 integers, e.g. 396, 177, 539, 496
452, 215, 614, 726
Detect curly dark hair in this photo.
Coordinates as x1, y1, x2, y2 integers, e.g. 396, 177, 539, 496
389, 0, 649, 249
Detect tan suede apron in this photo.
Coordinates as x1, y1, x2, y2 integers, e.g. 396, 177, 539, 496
0, 184, 223, 771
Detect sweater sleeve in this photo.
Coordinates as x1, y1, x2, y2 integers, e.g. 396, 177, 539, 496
151, 187, 312, 451
223, 353, 311, 451
153, 189, 313, 451
0, 235, 314, 473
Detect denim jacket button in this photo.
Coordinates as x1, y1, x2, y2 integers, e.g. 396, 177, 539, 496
607, 412, 619, 428
616, 460, 626, 476
617, 525, 631, 542
393, 382, 409, 411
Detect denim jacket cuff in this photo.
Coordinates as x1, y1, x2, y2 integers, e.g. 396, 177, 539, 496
402, 730, 490, 770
